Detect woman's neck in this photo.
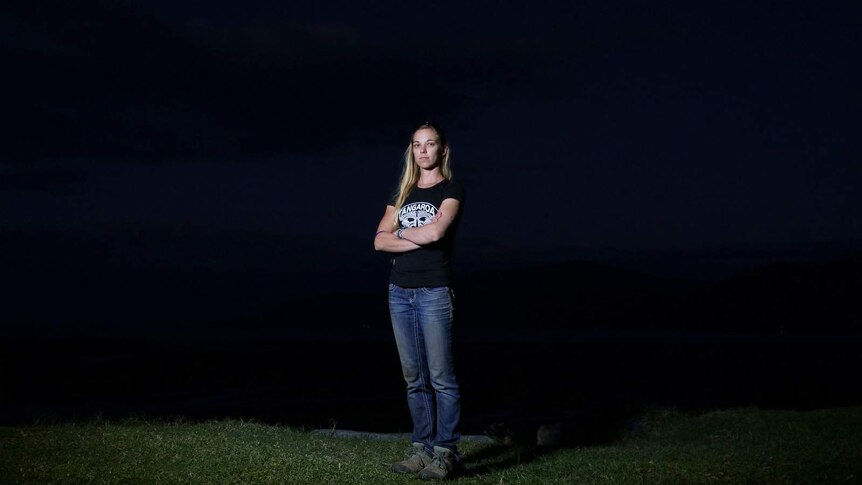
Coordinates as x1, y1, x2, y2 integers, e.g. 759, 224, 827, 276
417, 171, 443, 188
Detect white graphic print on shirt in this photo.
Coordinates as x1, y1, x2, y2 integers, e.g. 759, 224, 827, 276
398, 202, 437, 228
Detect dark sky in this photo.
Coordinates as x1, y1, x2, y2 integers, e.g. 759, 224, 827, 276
2, 1, 861, 335
5, 0, 860, 246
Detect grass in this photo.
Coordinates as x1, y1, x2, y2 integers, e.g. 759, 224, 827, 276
1, 406, 861, 484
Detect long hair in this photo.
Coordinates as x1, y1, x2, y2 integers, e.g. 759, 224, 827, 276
390, 122, 453, 229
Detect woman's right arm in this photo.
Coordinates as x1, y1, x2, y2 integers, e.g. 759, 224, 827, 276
374, 205, 421, 253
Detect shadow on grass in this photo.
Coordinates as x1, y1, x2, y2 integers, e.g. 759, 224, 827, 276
458, 443, 559, 478
458, 408, 639, 478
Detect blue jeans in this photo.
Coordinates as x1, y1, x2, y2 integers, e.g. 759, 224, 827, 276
388, 284, 461, 454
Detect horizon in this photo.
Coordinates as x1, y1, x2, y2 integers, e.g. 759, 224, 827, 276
3, 233, 858, 340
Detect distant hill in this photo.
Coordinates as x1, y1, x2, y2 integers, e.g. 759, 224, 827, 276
675, 256, 861, 333
229, 245, 861, 339
2, 227, 859, 338
451, 247, 860, 335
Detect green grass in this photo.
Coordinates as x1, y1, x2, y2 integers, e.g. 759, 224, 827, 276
1, 406, 861, 484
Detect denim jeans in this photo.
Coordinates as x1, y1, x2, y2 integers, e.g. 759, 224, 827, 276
388, 283, 461, 454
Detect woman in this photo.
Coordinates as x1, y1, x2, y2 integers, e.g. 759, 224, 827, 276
373, 121, 465, 480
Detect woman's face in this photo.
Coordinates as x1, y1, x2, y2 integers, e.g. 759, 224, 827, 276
412, 128, 445, 169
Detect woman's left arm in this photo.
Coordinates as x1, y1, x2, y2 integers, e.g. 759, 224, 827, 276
398, 198, 461, 245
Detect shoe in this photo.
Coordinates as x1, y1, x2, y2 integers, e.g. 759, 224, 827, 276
391, 442, 432, 474
417, 446, 456, 480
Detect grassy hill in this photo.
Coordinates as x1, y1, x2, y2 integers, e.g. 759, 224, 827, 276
2, 406, 860, 484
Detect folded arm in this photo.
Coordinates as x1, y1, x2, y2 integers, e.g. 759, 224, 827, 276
373, 198, 461, 252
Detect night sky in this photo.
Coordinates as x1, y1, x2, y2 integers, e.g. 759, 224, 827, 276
2, 1, 862, 438
2, 1, 861, 338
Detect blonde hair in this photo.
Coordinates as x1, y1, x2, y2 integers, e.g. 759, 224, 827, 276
391, 122, 453, 230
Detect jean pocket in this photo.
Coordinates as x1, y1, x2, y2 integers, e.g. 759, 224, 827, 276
420, 286, 448, 296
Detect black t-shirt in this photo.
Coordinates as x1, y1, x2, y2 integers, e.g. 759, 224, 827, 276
388, 179, 465, 288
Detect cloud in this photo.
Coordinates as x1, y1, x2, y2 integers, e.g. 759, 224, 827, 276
5, 2, 548, 165
0, 165, 86, 195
